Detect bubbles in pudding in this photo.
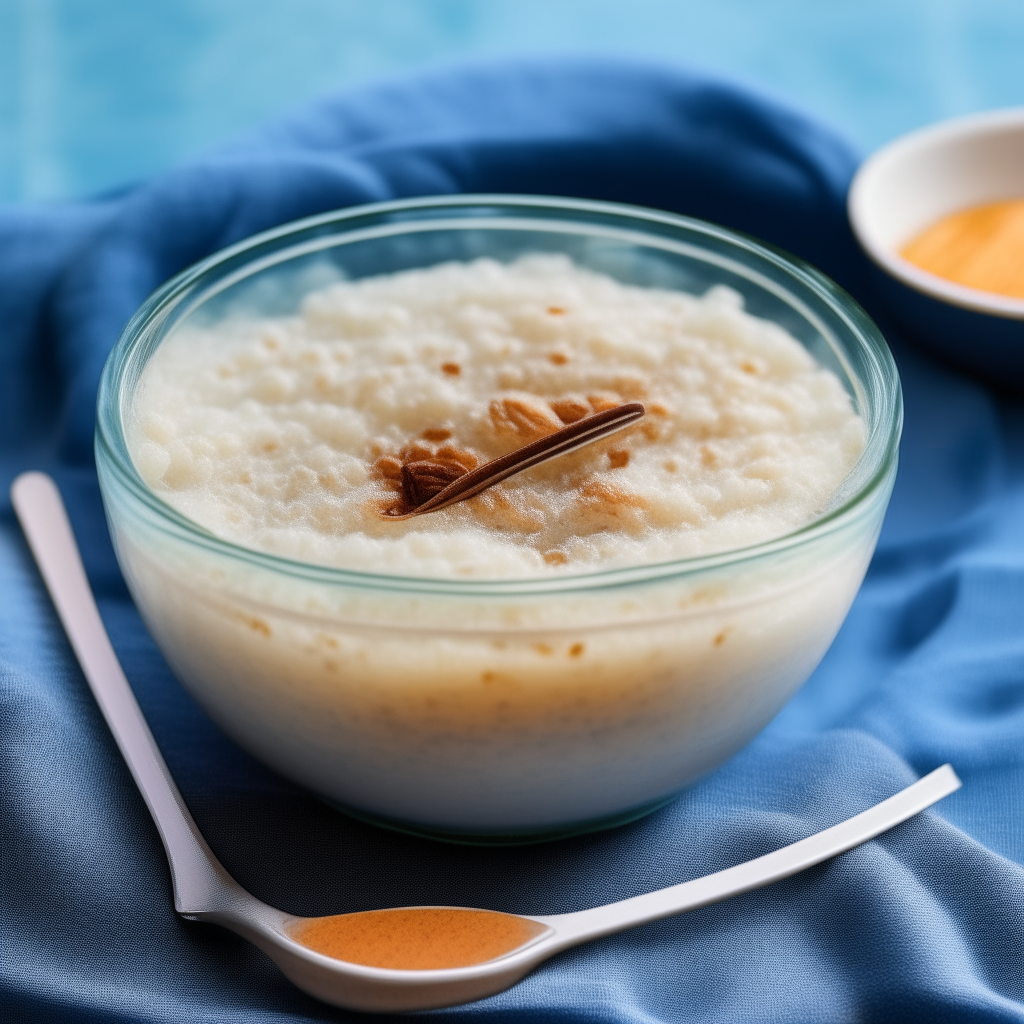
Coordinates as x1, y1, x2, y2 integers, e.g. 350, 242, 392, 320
128, 255, 865, 578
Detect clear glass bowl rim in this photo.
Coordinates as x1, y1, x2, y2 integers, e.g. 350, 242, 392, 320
96, 193, 902, 597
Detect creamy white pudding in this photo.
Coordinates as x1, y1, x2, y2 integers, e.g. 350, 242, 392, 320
127, 256, 865, 579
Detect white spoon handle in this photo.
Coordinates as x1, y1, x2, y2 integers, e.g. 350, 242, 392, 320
545, 763, 960, 945
11, 472, 240, 914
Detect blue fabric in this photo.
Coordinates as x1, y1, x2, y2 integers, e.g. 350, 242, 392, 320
2, 58, 1022, 1023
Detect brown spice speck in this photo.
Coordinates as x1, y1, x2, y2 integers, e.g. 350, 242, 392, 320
547, 306, 566, 315
607, 449, 630, 469
261, 441, 279, 453
713, 628, 731, 647
543, 550, 568, 566
741, 362, 758, 375
701, 445, 718, 468
441, 362, 461, 376
549, 352, 569, 365
245, 616, 271, 638
421, 427, 453, 442
533, 643, 553, 655
569, 642, 585, 658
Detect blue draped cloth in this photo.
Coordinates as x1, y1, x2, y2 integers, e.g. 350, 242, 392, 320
2, 59, 1022, 1023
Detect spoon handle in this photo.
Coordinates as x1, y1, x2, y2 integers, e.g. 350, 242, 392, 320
11, 472, 242, 916
544, 763, 961, 946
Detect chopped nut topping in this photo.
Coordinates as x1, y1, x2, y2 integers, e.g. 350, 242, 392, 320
441, 362, 461, 376
549, 396, 592, 424
421, 427, 453, 442
607, 449, 629, 469
402, 460, 468, 506
489, 393, 564, 441
381, 402, 645, 521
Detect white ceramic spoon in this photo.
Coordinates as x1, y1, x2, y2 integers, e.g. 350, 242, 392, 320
11, 471, 961, 1014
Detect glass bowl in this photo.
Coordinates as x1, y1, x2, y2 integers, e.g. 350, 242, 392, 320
96, 195, 902, 844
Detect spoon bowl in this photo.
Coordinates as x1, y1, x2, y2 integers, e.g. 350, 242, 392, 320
11, 470, 960, 1013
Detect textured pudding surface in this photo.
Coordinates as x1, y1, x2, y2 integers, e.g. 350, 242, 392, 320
128, 255, 865, 578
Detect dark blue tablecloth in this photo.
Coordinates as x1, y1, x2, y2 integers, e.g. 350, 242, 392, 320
2, 58, 1022, 1023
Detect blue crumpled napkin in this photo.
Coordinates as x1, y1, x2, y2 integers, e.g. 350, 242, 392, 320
2, 58, 1022, 1024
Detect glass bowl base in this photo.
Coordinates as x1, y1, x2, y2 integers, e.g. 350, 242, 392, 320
320, 793, 680, 846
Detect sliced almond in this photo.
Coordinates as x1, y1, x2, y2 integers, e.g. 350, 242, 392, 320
489, 393, 564, 441
549, 396, 592, 424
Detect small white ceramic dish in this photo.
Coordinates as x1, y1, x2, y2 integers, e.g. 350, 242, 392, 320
848, 108, 1024, 389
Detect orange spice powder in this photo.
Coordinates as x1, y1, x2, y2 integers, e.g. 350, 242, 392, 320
289, 907, 548, 970
900, 199, 1024, 300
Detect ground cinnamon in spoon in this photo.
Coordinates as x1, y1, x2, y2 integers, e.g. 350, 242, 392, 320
289, 907, 549, 970
900, 199, 1024, 299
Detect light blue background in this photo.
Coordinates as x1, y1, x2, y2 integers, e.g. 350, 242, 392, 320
2, 0, 1024, 204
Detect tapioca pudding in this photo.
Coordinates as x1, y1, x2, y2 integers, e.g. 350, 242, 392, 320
100, 203, 899, 840
128, 255, 865, 579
